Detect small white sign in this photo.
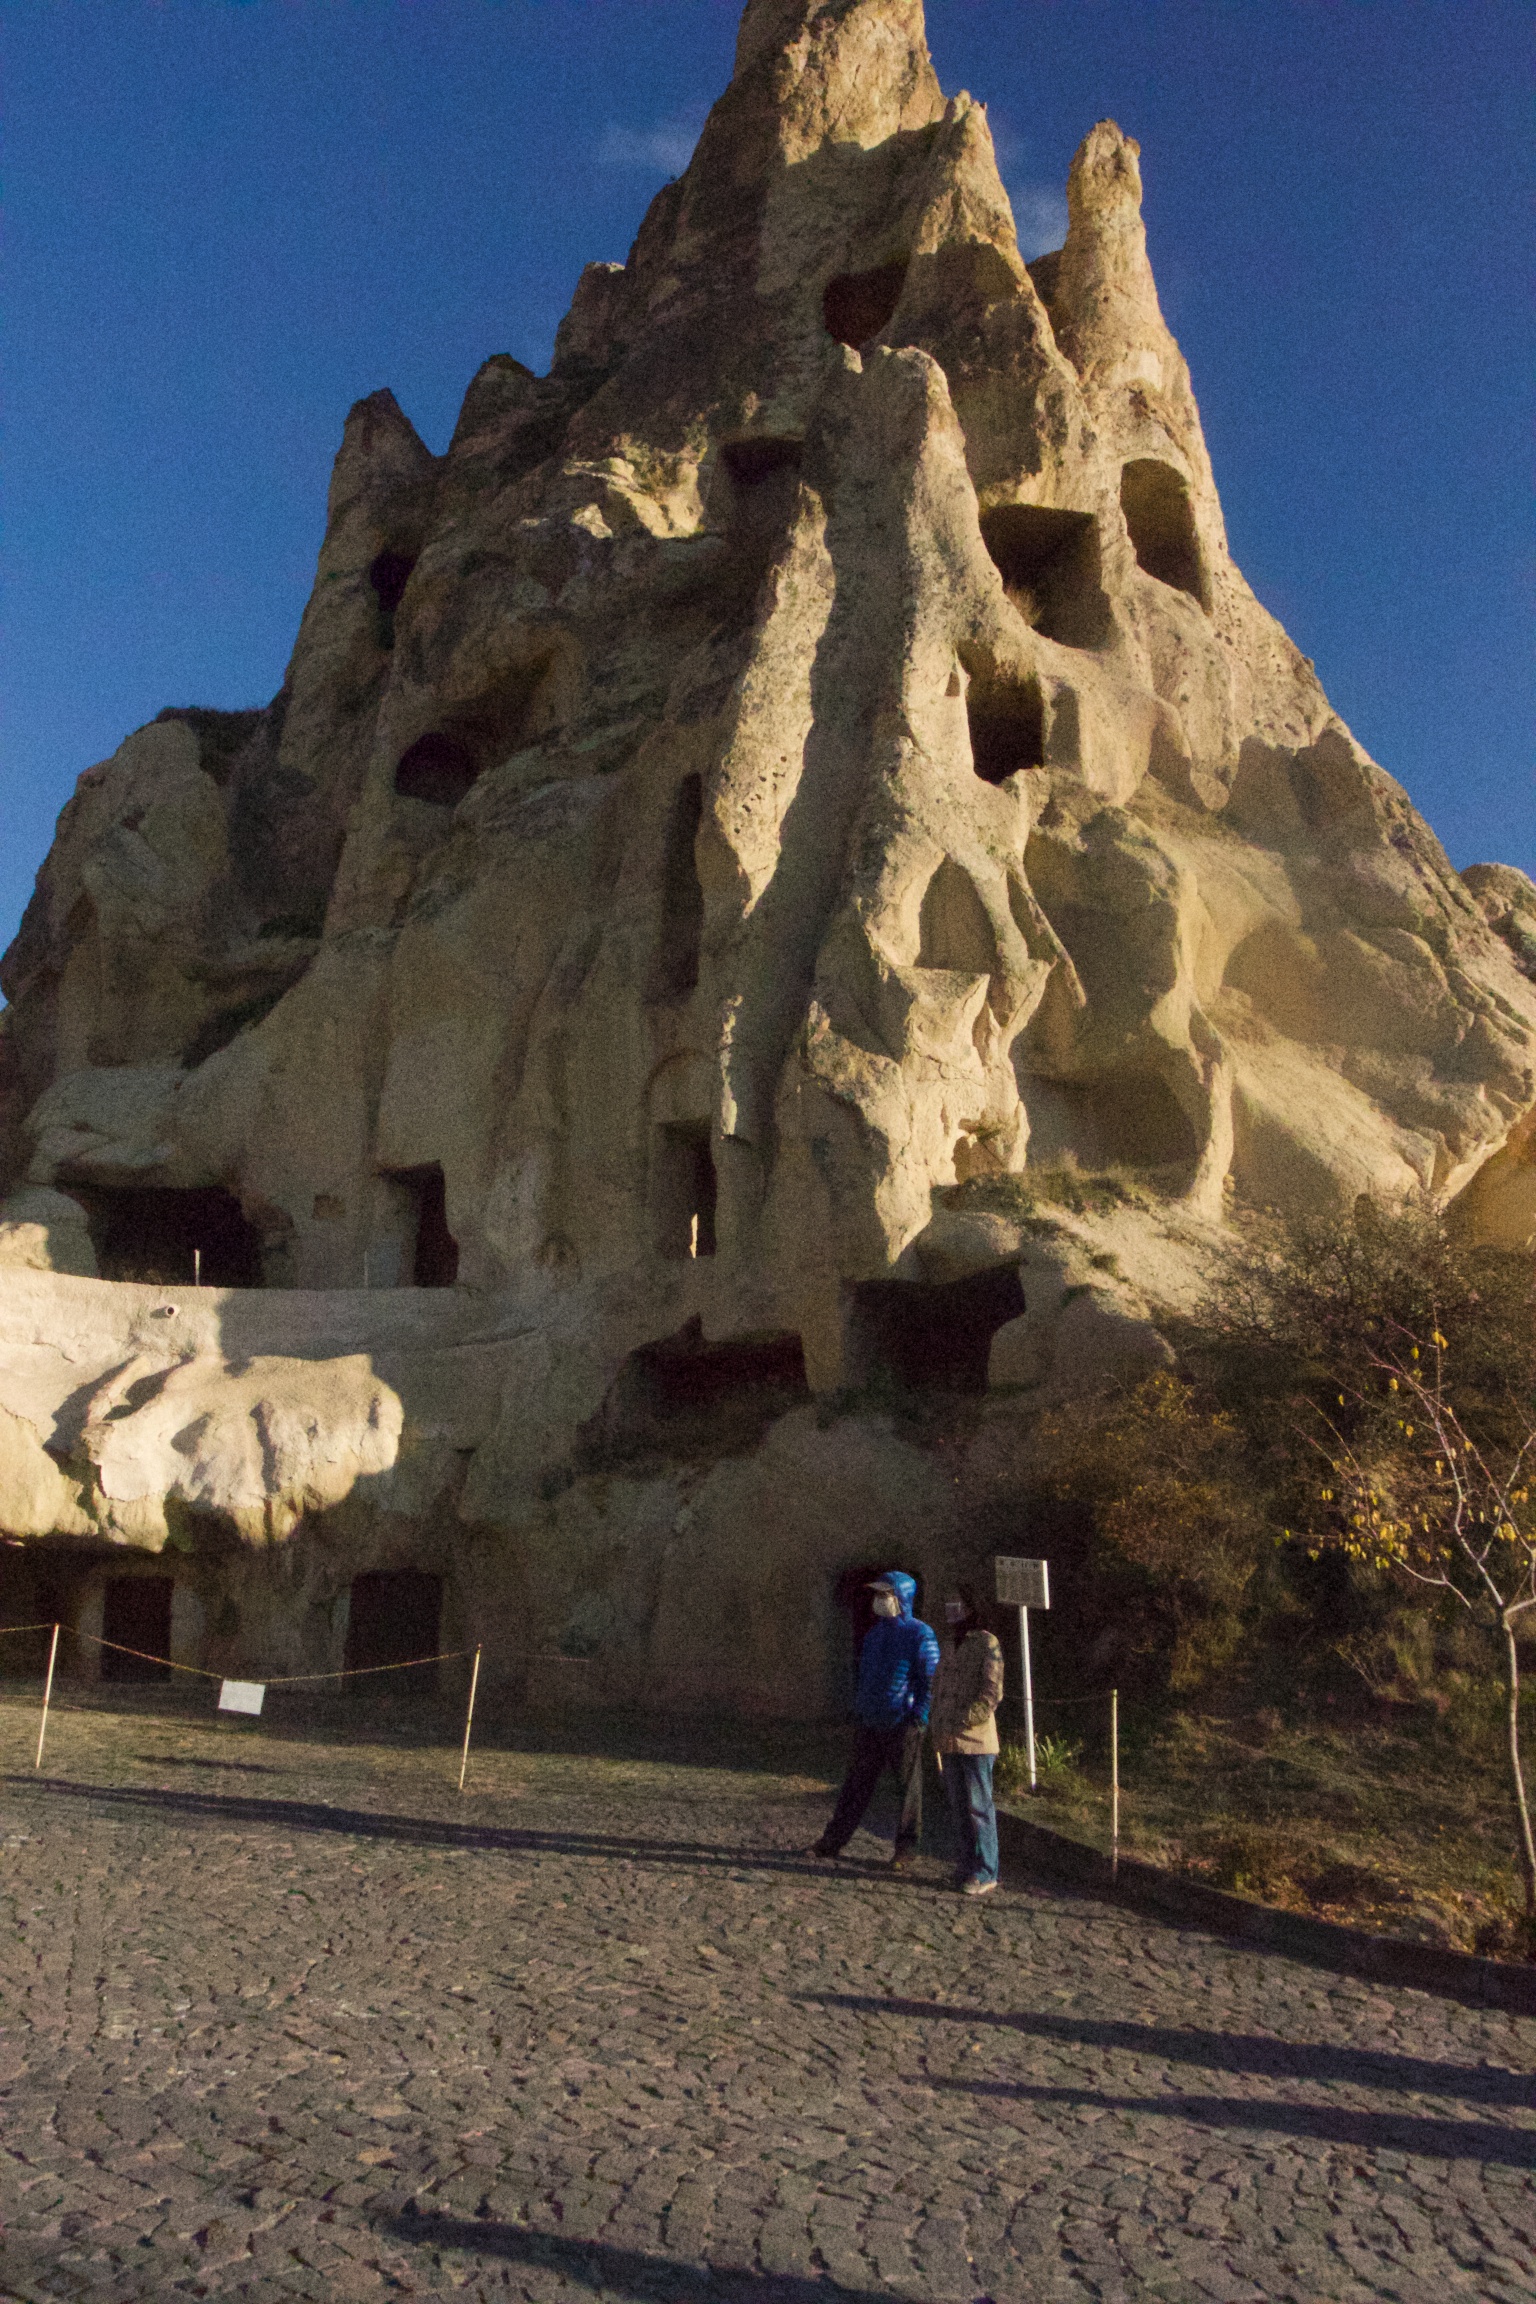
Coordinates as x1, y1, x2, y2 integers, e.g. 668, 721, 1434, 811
995, 1555, 1050, 1610
218, 1679, 266, 1716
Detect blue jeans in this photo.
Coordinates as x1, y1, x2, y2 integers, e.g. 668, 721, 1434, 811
942, 1752, 998, 1885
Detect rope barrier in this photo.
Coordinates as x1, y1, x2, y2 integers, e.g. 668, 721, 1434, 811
10, 1624, 486, 1793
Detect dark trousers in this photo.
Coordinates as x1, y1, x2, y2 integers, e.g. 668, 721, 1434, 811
820, 1722, 924, 1857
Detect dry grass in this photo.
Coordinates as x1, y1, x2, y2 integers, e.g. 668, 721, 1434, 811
997, 1694, 1534, 1961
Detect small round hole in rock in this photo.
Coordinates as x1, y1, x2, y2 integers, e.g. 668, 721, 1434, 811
394, 734, 480, 806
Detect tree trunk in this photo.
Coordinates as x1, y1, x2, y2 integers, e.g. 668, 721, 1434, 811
1500, 1611, 1536, 1925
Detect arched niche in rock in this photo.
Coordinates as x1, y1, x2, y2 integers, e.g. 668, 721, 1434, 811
1120, 461, 1210, 610
918, 860, 997, 976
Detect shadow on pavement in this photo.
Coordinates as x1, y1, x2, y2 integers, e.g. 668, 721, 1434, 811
803, 1992, 1536, 2109
376, 2211, 911, 2300
8, 1775, 937, 1889
925, 2074, 1536, 2165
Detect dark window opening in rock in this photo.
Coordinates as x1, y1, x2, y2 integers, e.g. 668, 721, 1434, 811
848, 1263, 1025, 1395
966, 673, 1046, 785
0, 1551, 74, 1674
918, 859, 997, 975
345, 1569, 442, 1683
1020, 1070, 1201, 1176
979, 504, 1105, 647
101, 1576, 174, 1682
721, 438, 804, 489
69, 1182, 265, 1287
823, 261, 908, 349
652, 1123, 717, 1260
182, 985, 288, 1070
647, 774, 705, 1002
368, 550, 416, 615
386, 1164, 459, 1287
394, 733, 480, 806
574, 1317, 808, 1470
1120, 460, 1209, 608
368, 549, 417, 649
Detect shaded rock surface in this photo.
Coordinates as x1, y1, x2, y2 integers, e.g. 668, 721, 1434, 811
1, 0, 1532, 1709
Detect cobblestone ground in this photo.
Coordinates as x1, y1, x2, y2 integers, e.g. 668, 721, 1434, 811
1, 1690, 1533, 2304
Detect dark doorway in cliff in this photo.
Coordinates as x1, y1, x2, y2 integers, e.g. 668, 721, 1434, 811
966, 672, 1046, 785
386, 1164, 459, 1287
394, 733, 480, 806
71, 1183, 264, 1288
575, 1317, 809, 1470
720, 437, 804, 547
1120, 461, 1209, 608
848, 1263, 1024, 1395
980, 505, 1106, 648
652, 1123, 717, 1260
823, 261, 907, 349
647, 775, 705, 1002
369, 549, 417, 648
345, 1570, 442, 1685
101, 1576, 174, 1682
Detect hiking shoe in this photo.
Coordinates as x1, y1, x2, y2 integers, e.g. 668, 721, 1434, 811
804, 1841, 838, 1860
890, 1851, 915, 1873
960, 1876, 998, 1898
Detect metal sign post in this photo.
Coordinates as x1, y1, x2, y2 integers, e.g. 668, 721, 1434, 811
994, 1556, 1049, 1792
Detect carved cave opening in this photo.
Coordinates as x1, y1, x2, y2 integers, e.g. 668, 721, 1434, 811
101, 1575, 174, 1682
393, 732, 481, 807
182, 984, 290, 1070
368, 549, 418, 648
918, 860, 997, 975
345, 1569, 443, 1685
647, 774, 705, 1002
385, 1164, 460, 1287
70, 1182, 265, 1288
1022, 1071, 1201, 1176
576, 1317, 809, 1469
1120, 460, 1209, 608
966, 672, 1046, 785
822, 261, 908, 349
719, 437, 804, 544
848, 1262, 1025, 1395
979, 504, 1106, 647
652, 1123, 718, 1261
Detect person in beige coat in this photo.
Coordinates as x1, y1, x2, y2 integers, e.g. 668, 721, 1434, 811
928, 1585, 1005, 1895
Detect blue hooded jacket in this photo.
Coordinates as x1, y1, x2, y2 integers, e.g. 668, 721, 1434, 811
854, 1571, 940, 1729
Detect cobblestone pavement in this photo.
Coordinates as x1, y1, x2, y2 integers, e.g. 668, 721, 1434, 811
0, 1691, 1533, 2304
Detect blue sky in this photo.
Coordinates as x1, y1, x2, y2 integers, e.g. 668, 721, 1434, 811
2, 0, 1531, 966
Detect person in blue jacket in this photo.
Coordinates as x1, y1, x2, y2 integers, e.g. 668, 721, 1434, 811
808, 1570, 941, 1870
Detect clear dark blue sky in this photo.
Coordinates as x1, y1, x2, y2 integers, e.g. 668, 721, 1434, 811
2, 0, 1531, 964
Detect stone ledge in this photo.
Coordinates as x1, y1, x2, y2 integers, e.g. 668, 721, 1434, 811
995, 1803, 1536, 2016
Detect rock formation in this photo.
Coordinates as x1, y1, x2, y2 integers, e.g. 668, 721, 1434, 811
2, 0, 1533, 1710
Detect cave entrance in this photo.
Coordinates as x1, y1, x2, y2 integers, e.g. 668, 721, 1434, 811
368, 549, 417, 648
652, 1123, 717, 1260
575, 1318, 809, 1468
965, 672, 1046, 785
719, 437, 804, 544
385, 1165, 459, 1287
393, 733, 480, 806
848, 1263, 1025, 1395
1120, 461, 1209, 608
345, 1570, 443, 1686
647, 774, 705, 1003
979, 504, 1106, 648
822, 261, 908, 349
71, 1182, 264, 1287
101, 1576, 174, 1683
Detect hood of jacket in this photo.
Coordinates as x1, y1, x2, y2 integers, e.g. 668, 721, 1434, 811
876, 1571, 917, 1619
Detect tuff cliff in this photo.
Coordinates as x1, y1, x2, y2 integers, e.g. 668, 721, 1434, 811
1, 0, 1532, 1707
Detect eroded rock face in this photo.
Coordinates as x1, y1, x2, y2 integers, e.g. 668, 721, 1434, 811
2, 0, 1532, 1706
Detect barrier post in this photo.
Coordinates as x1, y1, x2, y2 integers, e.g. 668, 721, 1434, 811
1110, 1688, 1119, 1879
458, 1645, 482, 1793
35, 1624, 60, 1770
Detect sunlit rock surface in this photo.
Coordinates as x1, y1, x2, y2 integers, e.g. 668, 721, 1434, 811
2, 0, 1532, 1709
